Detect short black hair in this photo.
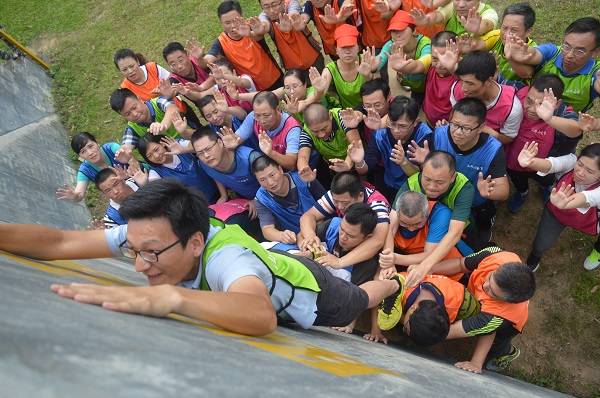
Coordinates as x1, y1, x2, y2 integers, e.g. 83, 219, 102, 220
431, 31, 457, 47
138, 134, 166, 166
565, 17, 600, 48
197, 94, 216, 115
120, 179, 210, 246
452, 97, 487, 125
456, 51, 496, 82
343, 203, 377, 236
251, 155, 280, 174
70, 132, 97, 154
252, 91, 279, 109
212, 57, 234, 70
331, 171, 363, 198
580, 143, 600, 169
218, 0, 242, 17
502, 3, 536, 30
162, 42, 186, 61
423, 151, 456, 174
95, 168, 117, 189
110, 88, 138, 113
407, 300, 450, 346
360, 78, 390, 98
531, 74, 565, 98
190, 126, 219, 145
494, 263, 536, 303
389, 96, 420, 122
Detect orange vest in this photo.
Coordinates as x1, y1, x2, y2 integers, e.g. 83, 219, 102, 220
271, 23, 320, 70
357, 0, 390, 48
467, 252, 529, 332
121, 61, 186, 113
400, 273, 465, 322
217, 33, 282, 91
313, 4, 340, 57
400, 0, 443, 38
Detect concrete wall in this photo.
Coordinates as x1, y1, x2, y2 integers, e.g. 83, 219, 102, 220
0, 57, 90, 228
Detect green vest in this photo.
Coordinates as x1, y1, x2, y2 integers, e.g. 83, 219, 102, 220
407, 172, 469, 210
399, 35, 430, 94
199, 219, 321, 293
536, 48, 600, 112
445, 3, 494, 35
303, 108, 350, 161
326, 60, 365, 109
490, 33, 536, 86
127, 98, 180, 138
289, 87, 341, 125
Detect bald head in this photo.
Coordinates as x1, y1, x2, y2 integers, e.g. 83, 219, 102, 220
303, 103, 330, 125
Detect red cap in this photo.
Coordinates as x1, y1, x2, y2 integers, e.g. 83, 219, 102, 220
387, 10, 415, 31
334, 24, 359, 47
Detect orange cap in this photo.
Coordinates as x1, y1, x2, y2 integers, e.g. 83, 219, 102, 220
334, 24, 359, 47
387, 10, 415, 32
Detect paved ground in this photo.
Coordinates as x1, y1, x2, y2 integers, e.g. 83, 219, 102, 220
0, 251, 569, 398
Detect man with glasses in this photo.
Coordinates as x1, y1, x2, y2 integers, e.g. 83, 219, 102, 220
351, 96, 432, 202
428, 246, 536, 374
0, 179, 406, 337
410, 98, 508, 250
505, 17, 600, 113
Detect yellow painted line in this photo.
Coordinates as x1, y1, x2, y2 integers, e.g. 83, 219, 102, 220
0, 28, 51, 70
2, 252, 401, 378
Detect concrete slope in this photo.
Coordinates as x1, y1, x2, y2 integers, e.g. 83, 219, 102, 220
0, 252, 570, 398
0, 57, 90, 228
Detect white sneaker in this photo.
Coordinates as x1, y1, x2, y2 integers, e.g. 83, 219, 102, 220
583, 248, 600, 271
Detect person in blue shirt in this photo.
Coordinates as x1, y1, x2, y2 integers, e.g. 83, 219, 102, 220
197, 92, 246, 133
350, 96, 433, 203
95, 168, 141, 229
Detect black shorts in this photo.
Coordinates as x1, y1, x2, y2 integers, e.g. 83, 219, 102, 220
273, 250, 370, 327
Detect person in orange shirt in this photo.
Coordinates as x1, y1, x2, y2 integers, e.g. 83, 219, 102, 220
426, 246, 536, 374
355, 0, 398, 50
401, 0, 450, 38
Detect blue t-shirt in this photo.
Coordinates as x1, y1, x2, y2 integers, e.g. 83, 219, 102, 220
77, 142, 122, 183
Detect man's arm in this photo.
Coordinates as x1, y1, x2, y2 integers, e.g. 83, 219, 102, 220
0, 224, 114, 260
297, 146, 312, 171
298, 206, 326, 249
337, 222, 388, 266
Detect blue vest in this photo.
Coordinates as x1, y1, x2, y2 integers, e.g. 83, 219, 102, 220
374, 122, 431, 189
200, 146, 261, 199
78, 143, 126, 182
433, 126, 502, 206
105, 204, 127, 226
255, 171, 317, 233
325, 217, 353, 273
152, 153, 218, 204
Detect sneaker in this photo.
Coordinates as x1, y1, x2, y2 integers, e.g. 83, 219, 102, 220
485, 346, 521, 371
526, 253, 541, 272
508, 191, 528, 213
377, 274, 406, 331
584, 248, 600, 271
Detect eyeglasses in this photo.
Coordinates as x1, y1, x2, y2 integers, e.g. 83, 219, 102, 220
119, 239, 181, 263
449, 121, 482, 134
561, 42, 591, 58
388, 120, 415, 130
195, 139, 221, 157
262, 0, 282, 10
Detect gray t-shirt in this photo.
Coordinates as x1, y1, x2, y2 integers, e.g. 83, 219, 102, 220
105, 224, 318, 328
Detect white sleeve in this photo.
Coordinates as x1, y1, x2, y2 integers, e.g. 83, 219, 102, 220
537, 154, 577, 176
241, 74, 257, 92
156, 64, 171, 80
103, 224, 128, 255
499, 96, 523, 138
582, 187, 600, 209
148, 170, 161, 181
449, 81, 458, 106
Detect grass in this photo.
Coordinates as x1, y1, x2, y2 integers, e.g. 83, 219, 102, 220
1, 0, 600, 395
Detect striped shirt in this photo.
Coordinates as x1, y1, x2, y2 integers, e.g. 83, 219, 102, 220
314, 187, 390, 223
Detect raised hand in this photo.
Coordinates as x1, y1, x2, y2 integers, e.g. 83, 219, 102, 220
112, 165, 129, 180
319, 4, 339, 24
505, 34, 534, 62
578, 112, 600, 132
149, 122, 167, 135
276, 13, 293, 32
114, 146, 133, 164
289, 12, 305, 31
477, 172, 496, 199
156, 78, 176, 99
390, 140, 407, 166
388, 43, 411, 73
208, 62, 225, 81
550, 182, 576, 209
347, 140, 365, 165
409, 8, 428, 26
407, 139, 430, 164
435, 118, 449, 127
437, 39, 459, 72
364, 108, 383, 130
258, 130, 273, 156
224, 80, 240, 100
363, 46, 380, 72
298, 166, 317, 182
234, 16, 252, 37
56, 185, 79, 202
283, 93, 300, 114
338, 0, 357, 20
309, 66, 328, 93
218, 126, 241, 150
127, 162, 149, 186
161, 136, 187, 155
328, 158, 351, 172
213, 89, 230, 113
456, 33, 477, 54
535, 88, 558, 122
340, 108, 364, 129
185, 39, 204, 61
460, 7, 482, 34
517, 141, 538, 168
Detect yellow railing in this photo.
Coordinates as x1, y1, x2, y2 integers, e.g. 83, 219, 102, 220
0, 27, 50, 71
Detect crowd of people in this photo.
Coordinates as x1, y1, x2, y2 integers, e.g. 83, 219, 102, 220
5, 0, 600, 376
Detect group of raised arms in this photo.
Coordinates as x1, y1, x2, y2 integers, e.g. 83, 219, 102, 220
38, 0, 600, 376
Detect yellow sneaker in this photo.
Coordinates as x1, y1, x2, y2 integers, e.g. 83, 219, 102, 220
377, 274, 406, 331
